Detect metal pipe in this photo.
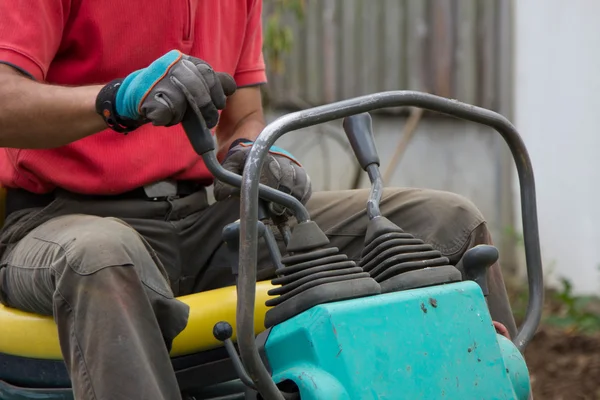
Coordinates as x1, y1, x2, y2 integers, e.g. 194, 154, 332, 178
366, 164, 384, 219
238, 92, 542, 396
223, 339, 256, 390
200, 151, 310, 223
262, 225, 285, 271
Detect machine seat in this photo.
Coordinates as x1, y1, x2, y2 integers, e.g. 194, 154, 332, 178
0, 282, 275, 390
0, 281, 275, 360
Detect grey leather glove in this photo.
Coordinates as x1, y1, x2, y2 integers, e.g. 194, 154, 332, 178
213, 139, 312, 215
96, 50, 236, 133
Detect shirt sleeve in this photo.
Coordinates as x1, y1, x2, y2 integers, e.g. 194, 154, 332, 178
234, 0, 268, 87
0, 0, 68, 81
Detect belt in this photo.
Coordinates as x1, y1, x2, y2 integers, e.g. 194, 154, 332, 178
4, 180, 204, 218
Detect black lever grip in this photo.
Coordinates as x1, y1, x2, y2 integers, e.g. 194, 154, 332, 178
181, 108, 216, 156
462, 245, 499, 296
342, 112, 380, 170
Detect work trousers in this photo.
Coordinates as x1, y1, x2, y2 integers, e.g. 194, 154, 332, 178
0, 187, 516, 400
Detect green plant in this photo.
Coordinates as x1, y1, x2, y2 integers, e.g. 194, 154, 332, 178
263, 0, 305, 74
544, 277, 600, 334
503, 225, 524, 248
503, 224, 600, 333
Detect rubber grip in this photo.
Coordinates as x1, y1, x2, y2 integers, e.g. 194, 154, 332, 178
342, 112, 380, 170
181, 108, 216, 155
462, 245, 499, 296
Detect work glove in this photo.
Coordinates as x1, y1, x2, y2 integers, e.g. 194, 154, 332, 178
96, 50, 237, 133
213, 139, 312, 216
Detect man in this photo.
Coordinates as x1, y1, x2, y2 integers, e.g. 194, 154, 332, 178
0, 1, 516, 399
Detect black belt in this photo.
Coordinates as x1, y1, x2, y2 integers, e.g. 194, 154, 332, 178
4, 181, 203, 218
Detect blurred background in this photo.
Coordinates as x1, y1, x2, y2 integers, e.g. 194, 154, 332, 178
257, 0, 600, 398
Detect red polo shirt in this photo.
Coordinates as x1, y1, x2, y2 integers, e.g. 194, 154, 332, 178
0, 0, 267, 194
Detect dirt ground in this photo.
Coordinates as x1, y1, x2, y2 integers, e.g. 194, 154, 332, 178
525, 327, 600, 399
508, 281, 600, 399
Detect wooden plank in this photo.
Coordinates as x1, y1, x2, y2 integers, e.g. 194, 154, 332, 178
454, 0, 477, 104
305, 0, 324, 104
383, 0, 405, 92
262, 0, 279, 102
286, 0, 305, 105
494, 0, 518, 275
340, 0, 358, 100
264, 0, 507, 114
496, 0, 512, 117
429, 0, 454, 98
333, 0, 344, 101
360, 0, 380, 96
322, 0, 337, 103
477, 0, 498, 110
269, 5, 296, 103
405, 0, 428, 92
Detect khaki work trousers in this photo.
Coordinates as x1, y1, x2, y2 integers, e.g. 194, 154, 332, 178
0, 187, 516, 400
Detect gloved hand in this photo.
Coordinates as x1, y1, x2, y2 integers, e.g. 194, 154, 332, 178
213, 139, 312, 215
96, 50, 237, 133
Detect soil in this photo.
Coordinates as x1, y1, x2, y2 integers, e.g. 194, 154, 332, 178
524, 327, 600, 399
504, 277, 600, 399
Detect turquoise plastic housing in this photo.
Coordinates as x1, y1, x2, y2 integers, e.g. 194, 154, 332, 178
264, 280, 530, 399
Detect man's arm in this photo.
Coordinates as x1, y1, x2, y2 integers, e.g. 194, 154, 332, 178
215, 85, 265, 161
0, 65, 107, 149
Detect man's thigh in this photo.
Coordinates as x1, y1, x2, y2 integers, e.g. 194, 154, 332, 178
305, 187, 486, 263
0, 214, 172, 316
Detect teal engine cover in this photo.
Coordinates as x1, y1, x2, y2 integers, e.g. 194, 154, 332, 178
263, 280, 530, 399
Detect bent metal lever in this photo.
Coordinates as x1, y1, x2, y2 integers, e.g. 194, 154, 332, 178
343, 112, 384, 219
342, 112, 380, 170
180, 106, 310, 223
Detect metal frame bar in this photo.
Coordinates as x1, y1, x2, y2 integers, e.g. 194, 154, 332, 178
237, 90, 544, 399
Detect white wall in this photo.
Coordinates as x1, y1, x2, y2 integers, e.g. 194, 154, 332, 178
514, 0, 600, 294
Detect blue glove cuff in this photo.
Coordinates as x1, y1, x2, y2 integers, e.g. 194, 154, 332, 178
96, 78, 146, 134
115, 50, 183, 120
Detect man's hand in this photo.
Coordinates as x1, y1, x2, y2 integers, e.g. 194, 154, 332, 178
213, 140, 312, 214
96, 50, 237, 133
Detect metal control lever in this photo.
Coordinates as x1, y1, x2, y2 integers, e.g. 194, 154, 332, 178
212, 322, 256, 390
221, 201, 285, 275
180, 108, 310, 223
342, 112, 380, 170
462, 245, 499, 296
342, 112, 384, 219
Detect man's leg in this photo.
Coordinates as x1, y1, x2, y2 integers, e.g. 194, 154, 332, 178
0, 214, 189, 400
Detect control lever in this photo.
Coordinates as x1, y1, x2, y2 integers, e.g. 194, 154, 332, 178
180, 108, 311, 223
213, 321, 256, 390
462, 245, 499, 296
342, 113, 383, 219
222, 221, 243, 275
222, 200, 285, 277
180, 104, 216, 156
342, 112, 380, 170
